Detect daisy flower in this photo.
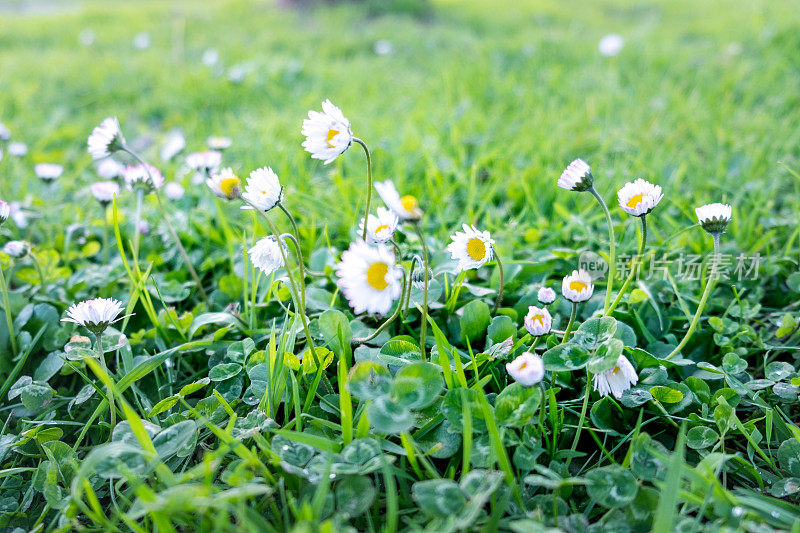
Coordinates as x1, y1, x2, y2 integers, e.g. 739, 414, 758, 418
336, 240, 403, 315
593, 355, 638, 399
506, 352, 545, 387
241, 167, 283, 212
617, 179, 663, 217
90, 181, 120, 205
598, 34, 625, 57
8, 202, 29, 228
358, 207, 399, 244
123, 163, 164, 192
695, 203, 732, 234
206, 167, 241, 200
524, 306, 552, 337
87, 117, 125, 159
562, 269, 594, 303
207, 136, 232, 150
558, 159, 593, 192
248, 236, 287, 275
164, 182, 185, 201
8, 142, 27, 156
160, 130, 186, 162
3, 240, 30, 258
34, 163, 64, 181
96, 158, 124, 179
186, 150, 222, 176
447, 224, 495, 270
62, 297, 126, 334
375, 180, 423, 221
0, 200, 9, 225
301, 99, 353, 164
537, 286, 556, 305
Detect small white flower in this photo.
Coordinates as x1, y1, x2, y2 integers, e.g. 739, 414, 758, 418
695, 203, 732, 234
241, 167, 283, 211
524, 306, 552, 337
78, 29, 95, 46
301, 99, 353, 164
599, 34, 625, 57
160, 130, 185, 162
359, 207, 399, 244
164, 182, 185, 200
593, 355, 638, 399
617, 179, 663, 217
558, 159, 593, 192
374, 40, 393, 56
96, 158, 124, 179
0, 122, 10, 140
248, 236, 287, 275
202, 48, 219, 67
8, 142, 27, 156
446, 224, 495, 270
207, 136, 232, 150
207, 167, 241, 200
139, 220, 150, 234
62, 297, 126, 333
123, 163, 164, 193
0, 200, 9, 225
537, 287, 556, 305
186, 150, 222, 175
34, 163, 63, 181
3, 240, 30, 258
375, 180, 423, 221
506, 352, 545, 387
133, 32, 151, 50
336, 240, 403, 315
87, 117, 125, 159
562, 269, 594, 303
90, 181, 120, 204
8, 202, 29, 228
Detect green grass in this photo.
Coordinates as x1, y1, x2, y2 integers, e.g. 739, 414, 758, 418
1, 0, 800, 530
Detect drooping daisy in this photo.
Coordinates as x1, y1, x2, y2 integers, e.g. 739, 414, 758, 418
206, 167, 241, 200
562, 269, 594, 303
96, 158, 124, 179
241, 167, 283, 212
336, 240, 403, 315
34, 163, 63, 181
598, 34, 625, 57
374, 180, 423, 221
248, 236, 287, 275
0, 122, 10, 140
506, 352, 545, 387
0, 200, 9, 225
207, 136, 232, 150
411, 264, 434, 290
617, 179, 663, 217
537, 287, 556, 305
164, 182, 185, 201
186, 150, 222, 176
557, 158, 593, 192
447, 224, 495, 270
8, 142, 27, 156
3, 240, 30, 258
87, 117, 125, 159
593, 355, 638, 399
90, 181, 120, 205
524, 306, 552, 337
301, 99, 353, 164
160, 130, 185, 162
359, 207, 399, 244
62, 297, 126, 334
695, 203, 732, 235
122, 163, 164, 193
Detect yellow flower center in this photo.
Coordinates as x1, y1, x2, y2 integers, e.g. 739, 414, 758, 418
366, 262, 389, 290
375, 224, 389, 234
569, 281, 587, 292
519, 361, 528, 370
326, 129, 339, 148
626, 194, 645, 209
400, 195, 418, 213
466, 238, 486, 261
612, 366, 620, 374
220, 177, 240, 198
529, 314, 546, 325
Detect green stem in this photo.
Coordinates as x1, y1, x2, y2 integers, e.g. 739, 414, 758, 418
31, 254, 46, 291
566, 374, 592, 467
133, 190, 143, 262
413, 222, 430, 361
589, 186, 616, 314
561, 302, 577, 344
281, 232, 310, 323
353, 274, 407, 344
353, 138, 373, 242
607, 215, 647, 315
0, 263, 17, 355
278, 203, 324, 277
102, 209, 111, 266
90, 330, 116, 439
492, 250, 505, 314
401, 255, 420, 319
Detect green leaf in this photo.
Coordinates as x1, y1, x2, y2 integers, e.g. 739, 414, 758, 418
336, 475, 376, 518
318, 310, 352, 354
778, 438, 800, 476
302, 346, 334, 375
649, 386, 684, 404
494, 383, 541, 427
20, 382, 54, 411
787, 272, 800, 293
459, 300, 491, 342
208, 362, 243, 381
687, 426, 719, 450
487, 315, 515, 344
366, 397, 414, 434
152, 420, 197, 459
348, 361, 392, 401
587, 338, 623, 374
391, 362, 443, 410
573, 316, 618, 349
378, 339, 421, 366
765, 361, 795, 382
148, 395, 180, 417
542, 343, 590, 371
412, 479, 466, 517
586, 465, 638, 508
179, 377, 211, 397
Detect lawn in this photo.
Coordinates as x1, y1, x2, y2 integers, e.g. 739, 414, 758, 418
1, 0, 800, 530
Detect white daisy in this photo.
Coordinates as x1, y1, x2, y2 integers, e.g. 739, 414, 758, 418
206, 167, 241, 200
301, 99, 353, 164
524, 306, 552, 337
62, 297, 126, 334
96, 158, 124, 179
593, 355, 638, 399
90, 181, 120, 204
87, 117, 125, 159
133, 32, 151, 50
8, 142, 27, 156
537, 287, 556, 305
562, 269, 594, 303
202, 48, 219, 67
123, 163, 164, 193
0, 122, 10, 140
8, 202, 29, 228
160, 130, 186, 162
598, 34, 625, 57
336, 240, 403, 315
374, 180, 423, 221
506, 352, 545, 387
0, 200, 9, 225
241, 167, 283, 212
617, 179, 663, 217
164, 182, 185, 201
186, 150, 222, 176
446, 224, 495, 270
248, 236, 287, 276
557, 159, 593, 192
359, 207, 399, 244
695, 203, 732, 234
3, 240, 30, 258
207, 136, 232, 150
34, 163, 64, 181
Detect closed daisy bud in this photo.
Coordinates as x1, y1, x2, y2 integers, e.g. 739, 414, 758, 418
537, 286, 556, 305
123, 163, 164, 193
593, 355, 638, 399
35, 163, 63, 181
3, 240, 30, 258
241, 167, 283, 212
207, 136, 232, 150
506, 352, 545, 386
336, 240, 403, 315
359, 207, 399, 244
164, 182, 185, 201
524, 306, 552, 337
0, 200, 9, 225
375, 180, 423, 221
87, 117, 125, 159
186, 150, 222, 176
558, 158, 593, 192
207, 167, 241, 200
301, 99, 353, 164
411, 264, 434, 290
247, 236, 287, 275
562, 269, 594, 303
617, 179, 663, 217
447, 224, 495, 270
695, 203, 732, 235
90, 181, 120, 205
62, 297, 126, 334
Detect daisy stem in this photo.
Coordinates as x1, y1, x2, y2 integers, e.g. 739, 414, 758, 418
133, 189, 144, 262
607, 215, 647, 315
492, 250, 505, 314
353, 275, 408, 344
281, 232, 310, 317
353, 138, 373, 242
566, 373, 592, 468
401, 255, 420, 319
0, 263, 17, 355
31, 253, 46, 291
278, 203, 324, 277
529, 336, 540, 352
588, 186, 616, 315
413, 222, 430, 361
102, 207, 111, 266
561, 302, 577, 344
155, 193, 209, 306
90, 330, 116, 438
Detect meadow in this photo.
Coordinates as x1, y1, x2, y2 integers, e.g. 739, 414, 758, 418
1, 0, 800, 530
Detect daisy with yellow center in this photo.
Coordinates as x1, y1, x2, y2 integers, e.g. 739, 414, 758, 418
506, 352, 545, 386
374, 180, 423, 221
207, 167, 241, 200
241, 167, 283, 212
561, 269, 594, 303
617, 178, 663, 217
446, 224, 495, 271
359, 207, 399, 244
524, 306, 552, 337
336, 240, 403, 315
593, 355, 638, 399
301, 99, 353, 165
